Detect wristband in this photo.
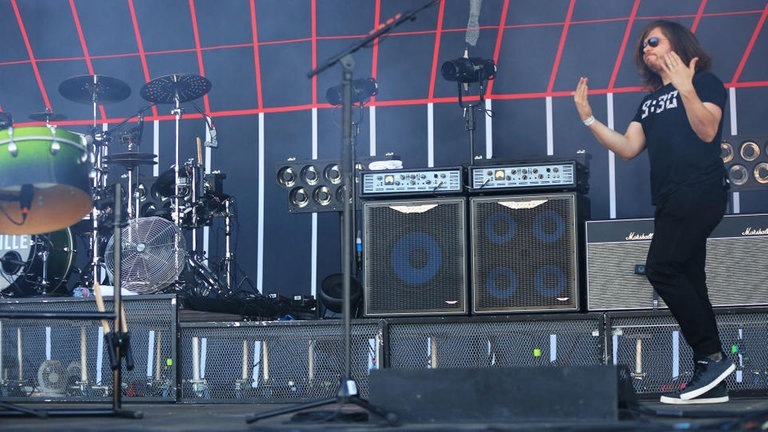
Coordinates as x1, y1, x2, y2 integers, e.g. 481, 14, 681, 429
583, 115, 596, 127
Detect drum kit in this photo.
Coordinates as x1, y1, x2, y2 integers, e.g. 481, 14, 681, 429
0, 73, 233, 298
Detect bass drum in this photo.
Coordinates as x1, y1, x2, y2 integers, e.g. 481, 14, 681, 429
0, 228, 76, 297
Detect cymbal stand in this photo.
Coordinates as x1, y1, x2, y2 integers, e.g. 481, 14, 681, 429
88, 87, 109, 287
223, 198, 234, 294
171, 95, 183, 229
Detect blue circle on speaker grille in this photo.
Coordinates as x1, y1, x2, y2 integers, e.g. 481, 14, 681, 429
485, 212, 516, 244
533, 210, 565, 243
486, 267, 517, 298
391, 232, 441, 285
534, 265, 566, 298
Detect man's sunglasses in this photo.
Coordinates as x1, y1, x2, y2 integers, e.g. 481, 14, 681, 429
640, 36, 665, 54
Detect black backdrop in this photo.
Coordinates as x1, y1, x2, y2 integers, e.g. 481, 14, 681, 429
1, 0, 766, 300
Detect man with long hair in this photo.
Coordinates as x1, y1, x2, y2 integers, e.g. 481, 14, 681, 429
573, 20, 734, 404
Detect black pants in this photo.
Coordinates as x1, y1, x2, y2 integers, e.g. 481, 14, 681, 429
645, 178, 728, 361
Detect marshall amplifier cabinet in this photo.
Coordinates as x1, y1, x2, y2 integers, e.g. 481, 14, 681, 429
586, 213, 768, 311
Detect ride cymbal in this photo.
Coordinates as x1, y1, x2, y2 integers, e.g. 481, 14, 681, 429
140, 74, 212, 104
59, 74, 131, 105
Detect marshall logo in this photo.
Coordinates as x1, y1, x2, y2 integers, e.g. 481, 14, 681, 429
626, 231, 653, 241
743, 227, 768, 236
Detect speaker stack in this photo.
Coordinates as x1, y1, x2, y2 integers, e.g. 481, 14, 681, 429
585, 213, 768, 311
360, 159, 590, 317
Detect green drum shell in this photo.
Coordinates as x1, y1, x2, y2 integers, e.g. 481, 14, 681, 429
0, 126, 92, 235
0, 126, 88, 192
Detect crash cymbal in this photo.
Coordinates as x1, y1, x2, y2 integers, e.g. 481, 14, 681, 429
105, 152, 157, 169
29, 111, 67, 123
140, 74, 212, 104
59, 74, 131, 105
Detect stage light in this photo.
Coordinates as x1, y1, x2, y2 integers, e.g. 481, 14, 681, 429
326, 78, 378, 106
313, 185, 333, 206
324, 163, 341, 184
277, 166, 297, 187
755, 162, 768, 184
276, 160, 345, 213
300, 164, 319, 185
289, 187, 310, 208
720, 142, 734, 163
722, 136, 768, 191
441, 57, 496, 83
740, 140, 760, 162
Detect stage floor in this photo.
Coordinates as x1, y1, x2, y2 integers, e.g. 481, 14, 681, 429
1, 397, 767, 431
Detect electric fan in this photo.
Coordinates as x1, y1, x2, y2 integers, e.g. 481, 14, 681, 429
37, 360, 67, 396
105, 216, 187, 294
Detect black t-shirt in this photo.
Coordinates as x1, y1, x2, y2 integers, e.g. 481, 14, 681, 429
632, 71, 727, 205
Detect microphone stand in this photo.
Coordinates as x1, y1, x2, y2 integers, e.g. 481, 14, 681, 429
246, 0, 439, 425
456, 81, 487, 164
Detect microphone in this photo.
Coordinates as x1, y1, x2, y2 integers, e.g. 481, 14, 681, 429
19, 184, 34, 222
326, 78, 378, 106
441, 54, 496, 83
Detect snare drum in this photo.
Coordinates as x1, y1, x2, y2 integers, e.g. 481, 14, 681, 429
0, 126, 92, 235
0, 228, 76, 297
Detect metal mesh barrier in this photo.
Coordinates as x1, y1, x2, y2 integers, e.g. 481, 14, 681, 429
387, 315, 604, 369
179, 319, 382, 403
0, 295, 177, 402
607, 308, 768, 396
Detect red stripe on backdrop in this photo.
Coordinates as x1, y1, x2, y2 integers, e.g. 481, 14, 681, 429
128, 0, 157, 117
486, 0, 510, 96
69, 0, 108, 121
547, 0, 576, 94
369, 0, 382, 103
11, 0, 51, 111
731, 3, 768, 85
311, 0, 317, 105
608, 0, 641, 91
691, 0, 708, 32
250, 0, 263, 110
428, 0, 446, 100
189, 1, 211, 114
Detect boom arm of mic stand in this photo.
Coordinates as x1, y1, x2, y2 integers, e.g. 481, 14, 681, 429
307, 0, 439, 79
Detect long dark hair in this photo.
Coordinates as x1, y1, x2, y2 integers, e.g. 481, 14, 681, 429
634, 20, 712, 90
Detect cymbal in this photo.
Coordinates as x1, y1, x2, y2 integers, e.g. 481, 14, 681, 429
140, 74, 212, 104
105, 152, 158, 169
59, 74, 131, 105
29, 111, 67, 122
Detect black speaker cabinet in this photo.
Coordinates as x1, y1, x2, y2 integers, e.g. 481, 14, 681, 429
586, 213, 768, 311
470, 192, 586, 314
362, 197, 467, 317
